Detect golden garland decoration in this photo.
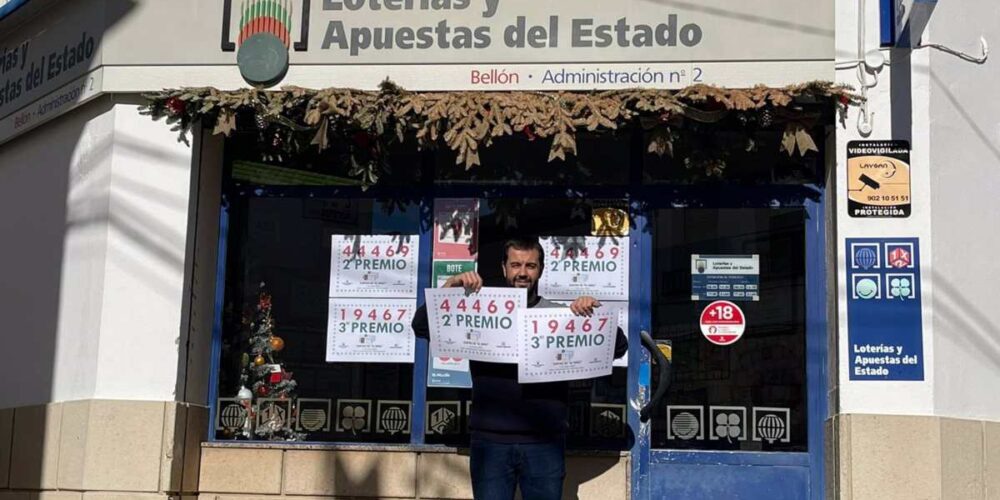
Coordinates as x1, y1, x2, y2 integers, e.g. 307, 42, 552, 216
141, 80, 857, 185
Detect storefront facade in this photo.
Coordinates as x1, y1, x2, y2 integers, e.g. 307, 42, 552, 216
0, 1, 997, 499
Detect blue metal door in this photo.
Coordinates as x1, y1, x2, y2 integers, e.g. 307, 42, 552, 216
628, 187, 828, 500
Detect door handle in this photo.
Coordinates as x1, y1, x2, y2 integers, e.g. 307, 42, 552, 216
639, 331, 672, 423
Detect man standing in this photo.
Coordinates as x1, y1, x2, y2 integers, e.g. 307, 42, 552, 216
412, 237, 628, 500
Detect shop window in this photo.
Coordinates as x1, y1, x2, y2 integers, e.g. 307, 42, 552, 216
213, 159, 632, 447
215, 196, 420, 443
649, 208, 807, 452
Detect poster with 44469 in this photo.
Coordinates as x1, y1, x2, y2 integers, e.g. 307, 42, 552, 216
539, 237, 629, 301
330, 235, 419, 298
426, 287, 526, 363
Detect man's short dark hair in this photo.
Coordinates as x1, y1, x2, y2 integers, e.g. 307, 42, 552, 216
502, 237, 545, 268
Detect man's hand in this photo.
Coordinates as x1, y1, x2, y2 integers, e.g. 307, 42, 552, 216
569, 296, 601, 317
443, 271, 484, 293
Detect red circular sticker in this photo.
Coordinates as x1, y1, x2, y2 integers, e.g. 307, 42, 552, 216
699, 300, 746, 346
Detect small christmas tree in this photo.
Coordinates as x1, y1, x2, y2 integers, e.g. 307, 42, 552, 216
239, 282, 305, 441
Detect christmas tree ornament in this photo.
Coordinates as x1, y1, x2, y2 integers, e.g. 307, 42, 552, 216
254, 355, 266, 366
256, 385, 269, 396
237, 385, 253, 401
241, 352, 250, 368
269, 336, 285, 352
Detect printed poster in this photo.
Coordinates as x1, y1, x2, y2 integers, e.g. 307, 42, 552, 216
539, 236, 629, 301
326, 298, 416, 363
433, 260, 477, 288
426, 287, 526, 363
690, 254, 760, 301
330, 235, 420, 298
434, 199, 479, 260
555, 300, 629, 367
428, 356, 473, 387
517, 309, 618, 383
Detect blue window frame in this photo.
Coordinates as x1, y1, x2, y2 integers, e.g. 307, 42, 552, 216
880, 0, 897, 46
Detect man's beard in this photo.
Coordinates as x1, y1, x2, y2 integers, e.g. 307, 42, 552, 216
508, 277, 538, 297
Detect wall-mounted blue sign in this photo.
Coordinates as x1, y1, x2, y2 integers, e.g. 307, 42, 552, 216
846, 237, 924, 380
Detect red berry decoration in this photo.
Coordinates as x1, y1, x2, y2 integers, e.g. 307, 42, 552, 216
256, 385, 269, 396
522, 125, 537, 141
165, 97, 186, 116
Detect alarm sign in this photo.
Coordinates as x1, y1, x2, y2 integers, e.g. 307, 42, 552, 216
699, 300, 746, 346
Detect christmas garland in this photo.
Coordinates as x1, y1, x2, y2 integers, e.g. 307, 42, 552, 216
141, 80, 857, 186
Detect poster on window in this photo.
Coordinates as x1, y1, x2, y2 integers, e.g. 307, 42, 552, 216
329, 235, 420, 298
517, 308, 618, 383
426, 287, 526, 363
428, 356, 473, 388
555, 300, 629, 367
690, 254, 760, 301
539, 237, 629, 301
326, 298, 416, 363
434, 199, 479, 260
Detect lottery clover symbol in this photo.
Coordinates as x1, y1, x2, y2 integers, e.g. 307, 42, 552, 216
715, 412, 742, 442
341, 405, 367, 434
889, 277, 912, 299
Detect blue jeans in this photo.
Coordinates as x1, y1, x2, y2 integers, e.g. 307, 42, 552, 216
469, 437, 566, 500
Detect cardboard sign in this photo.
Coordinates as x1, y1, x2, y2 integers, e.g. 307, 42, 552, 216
326, 298, 416, 363
539, 236, 629, 301
426, 287, 527, 363
330, 235, 419, 298
847, 141, 912, 218
517, 309, 618, 383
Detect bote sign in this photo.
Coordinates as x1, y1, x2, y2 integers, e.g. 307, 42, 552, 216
699, 300, 745, 346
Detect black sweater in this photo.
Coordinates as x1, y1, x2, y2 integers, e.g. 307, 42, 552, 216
411, 293, 628, 443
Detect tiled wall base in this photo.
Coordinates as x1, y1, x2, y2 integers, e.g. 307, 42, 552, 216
0, 400, 207, 497
827, 414, 1000, 500
197, 445, 631, 500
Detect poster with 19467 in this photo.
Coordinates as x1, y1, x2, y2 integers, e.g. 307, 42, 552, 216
517, 308, 618, 383
326, 298, 416, 363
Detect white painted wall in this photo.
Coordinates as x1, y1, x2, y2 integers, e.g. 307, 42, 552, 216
0, 99, 195, 408
835, 0, 1000, 422
834, 0, 936, 415
0, 98, 112, 408
926, 0, 1000, 422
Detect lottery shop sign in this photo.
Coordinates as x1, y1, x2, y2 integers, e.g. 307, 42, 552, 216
517, 308, 617, 383
426, 287, 526, 363
699, 300, 745, 346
